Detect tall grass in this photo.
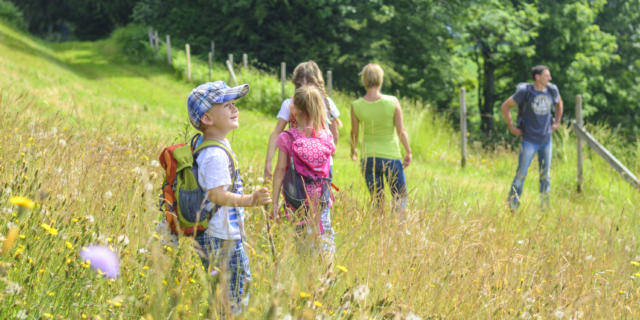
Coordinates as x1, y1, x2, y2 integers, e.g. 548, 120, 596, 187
1, 21, 640, 319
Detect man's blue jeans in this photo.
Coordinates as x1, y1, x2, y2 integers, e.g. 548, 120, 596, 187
508, 139, 552, 210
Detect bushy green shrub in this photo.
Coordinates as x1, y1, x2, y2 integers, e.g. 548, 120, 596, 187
109, 24, 154, 63
0, 0, 26, 30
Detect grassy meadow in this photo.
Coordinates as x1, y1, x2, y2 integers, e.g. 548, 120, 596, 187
1, 21, 640, 319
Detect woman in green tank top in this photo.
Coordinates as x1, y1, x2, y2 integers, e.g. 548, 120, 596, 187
350, 64, 412, 218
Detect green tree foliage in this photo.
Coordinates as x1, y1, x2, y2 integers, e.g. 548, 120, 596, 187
461, 0, 544, 137
0, 0, 25, 30
533, 0, 618, 127
10, 0, 136, 40
596, 0, 640, 136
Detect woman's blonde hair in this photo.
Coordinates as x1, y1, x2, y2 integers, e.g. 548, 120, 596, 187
361, 63, 384, 89
292, 60, 328, 98
293, 85, 328, 131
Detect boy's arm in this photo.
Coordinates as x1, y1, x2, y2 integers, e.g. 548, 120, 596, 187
207, 186, 271, 208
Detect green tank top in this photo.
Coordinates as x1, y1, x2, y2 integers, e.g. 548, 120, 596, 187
352, 95, 402, 160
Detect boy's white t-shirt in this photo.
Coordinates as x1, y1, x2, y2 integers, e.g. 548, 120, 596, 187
196, 139, 244, 240
276, 97, 340, 125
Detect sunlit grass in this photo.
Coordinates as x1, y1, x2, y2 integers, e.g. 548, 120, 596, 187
1, 20, 639, 319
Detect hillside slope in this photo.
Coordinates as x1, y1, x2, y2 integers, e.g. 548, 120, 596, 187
1, 21, 639, 318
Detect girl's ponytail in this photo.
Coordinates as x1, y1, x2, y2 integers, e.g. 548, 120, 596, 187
293, 85, 328, 131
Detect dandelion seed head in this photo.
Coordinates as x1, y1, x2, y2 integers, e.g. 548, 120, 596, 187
104, 191, 113, 199
352, 284, 369, 302
406, 312, 422, 320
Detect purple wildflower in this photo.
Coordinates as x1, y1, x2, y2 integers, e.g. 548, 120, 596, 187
79, 245, 120, 279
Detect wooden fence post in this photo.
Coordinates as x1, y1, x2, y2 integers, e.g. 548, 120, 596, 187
148, 27, 153, 47
226, 60, 238, 86
186, 44, 191, 82
243, 53, 248, 70
576, 94, 583, 192
460, 88, 467, 168
327, 70, 333, 97
208, 52, 213, 82
166, 35, 171, 66
211, 41, 215, 58
228, 54, 233, 67
154, 30, 159, 52
281, 62, 286, 101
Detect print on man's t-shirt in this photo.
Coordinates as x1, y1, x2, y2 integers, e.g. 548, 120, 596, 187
532, 94, 551, 115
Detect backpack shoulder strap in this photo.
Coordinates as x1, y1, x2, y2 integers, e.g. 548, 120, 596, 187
194, 139, 238, 174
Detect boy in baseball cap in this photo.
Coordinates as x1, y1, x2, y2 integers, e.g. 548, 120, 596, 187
188, 81, 271, 314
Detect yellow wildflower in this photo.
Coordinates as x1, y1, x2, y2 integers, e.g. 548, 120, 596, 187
313, 301, 323, 308
299, 291, 311, 299
9, 196, 35, 209
65, 241, 74, 249
336, 265, 348, 273
40, 223, 58, 236
631, 261, 640, 267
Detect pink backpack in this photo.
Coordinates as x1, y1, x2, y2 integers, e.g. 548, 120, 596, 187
282, 128, 334, 215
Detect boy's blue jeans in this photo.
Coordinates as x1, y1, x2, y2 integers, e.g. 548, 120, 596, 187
361, 157, 407, 214
508, 139, 552, 210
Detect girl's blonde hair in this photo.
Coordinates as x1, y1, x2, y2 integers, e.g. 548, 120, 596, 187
292, 60, 328, 98
361, 63, 384, 89
293, 85, 328, 131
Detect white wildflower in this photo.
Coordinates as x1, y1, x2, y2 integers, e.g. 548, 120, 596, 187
16, 310, 27, 319
145, 183, 154, 192
56, 194, 65, 201
104, 191, 113, 199
150, 160, 160, 167
133, 167, 143, 175
406, 312, 422, 320
352, 284, 369, 302
257, 177, 265, 184
517, 239, 526, 245
85, 215, 95, 223
585, 255, 594, 262
569, 311, 584, 320
385, 282, 392, 289
4, 280, 23, 294
138, 248, 148, 254
554, 309, 565, 319
117, 235, 129, 246
521, 311, 531, 319
2, 207, 13, 214
58, 139, 67, 147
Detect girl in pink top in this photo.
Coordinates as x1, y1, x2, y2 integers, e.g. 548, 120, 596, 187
272, 85, 336, 257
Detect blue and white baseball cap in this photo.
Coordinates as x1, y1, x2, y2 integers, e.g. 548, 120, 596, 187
187, 81, 249, 129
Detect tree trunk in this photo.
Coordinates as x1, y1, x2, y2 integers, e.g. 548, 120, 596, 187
481, 57, 495, 137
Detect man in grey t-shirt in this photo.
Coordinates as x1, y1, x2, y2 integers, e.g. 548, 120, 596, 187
500, 65, 564, 210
